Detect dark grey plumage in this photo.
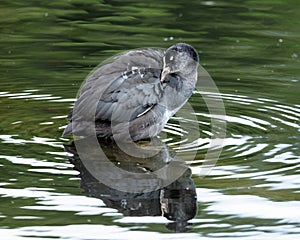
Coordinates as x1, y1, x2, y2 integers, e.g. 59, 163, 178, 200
63, 43, 199, 141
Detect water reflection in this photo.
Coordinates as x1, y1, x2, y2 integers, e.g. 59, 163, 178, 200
64, 137, 197, 232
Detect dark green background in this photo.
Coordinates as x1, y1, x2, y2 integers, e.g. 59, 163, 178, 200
0, 0, 299, 238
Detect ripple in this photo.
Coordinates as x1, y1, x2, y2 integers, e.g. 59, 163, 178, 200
22, 195, 109, 215
13, 216, 43, 220
255, 174, 300, 190
126, 91, 299, 184
219, 93, 299, 129
196, 113, 269, 131
212, 164, 298, 186
197, 188, 300, 223
0, 225, 201, 240
191, 93, 299, 163
163, 123, 187, 137
0, 135, 63, 148
0, 155, 72, 168
0, 89, 75, 103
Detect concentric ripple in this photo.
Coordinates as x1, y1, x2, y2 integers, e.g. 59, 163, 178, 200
162, 92, 299, 193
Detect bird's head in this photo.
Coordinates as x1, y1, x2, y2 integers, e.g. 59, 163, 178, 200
161, 43, 199, 82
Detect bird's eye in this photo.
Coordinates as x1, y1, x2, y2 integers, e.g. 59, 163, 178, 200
170, 73, 178, 78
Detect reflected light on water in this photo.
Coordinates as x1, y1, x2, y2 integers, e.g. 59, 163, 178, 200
0, 0, 299, 238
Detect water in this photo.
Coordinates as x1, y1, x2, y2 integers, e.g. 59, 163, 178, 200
0, 0, 299, 239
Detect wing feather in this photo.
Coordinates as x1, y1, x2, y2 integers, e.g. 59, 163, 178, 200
64, 48, 165, 136
95, 68, 164, 123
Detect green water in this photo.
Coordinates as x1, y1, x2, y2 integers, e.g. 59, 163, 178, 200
0, 0, 299, 239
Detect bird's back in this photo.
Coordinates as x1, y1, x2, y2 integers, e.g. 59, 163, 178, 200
64, 48, 166, 138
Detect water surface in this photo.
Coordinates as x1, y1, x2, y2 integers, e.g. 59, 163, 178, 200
0, 0, 299, 239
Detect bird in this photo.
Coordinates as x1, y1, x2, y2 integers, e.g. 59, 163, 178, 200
63, 43, 199, 141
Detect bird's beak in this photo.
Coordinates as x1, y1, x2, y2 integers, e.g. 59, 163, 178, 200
161, 66, 171, 82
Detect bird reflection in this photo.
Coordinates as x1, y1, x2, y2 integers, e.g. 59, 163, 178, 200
64, 137, 197, 232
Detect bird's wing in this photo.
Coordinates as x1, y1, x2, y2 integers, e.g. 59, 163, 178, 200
69, 48, 165, 123
95, 67, 165, 122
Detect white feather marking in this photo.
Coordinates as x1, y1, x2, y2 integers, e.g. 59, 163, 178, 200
136, 106, 153, 118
